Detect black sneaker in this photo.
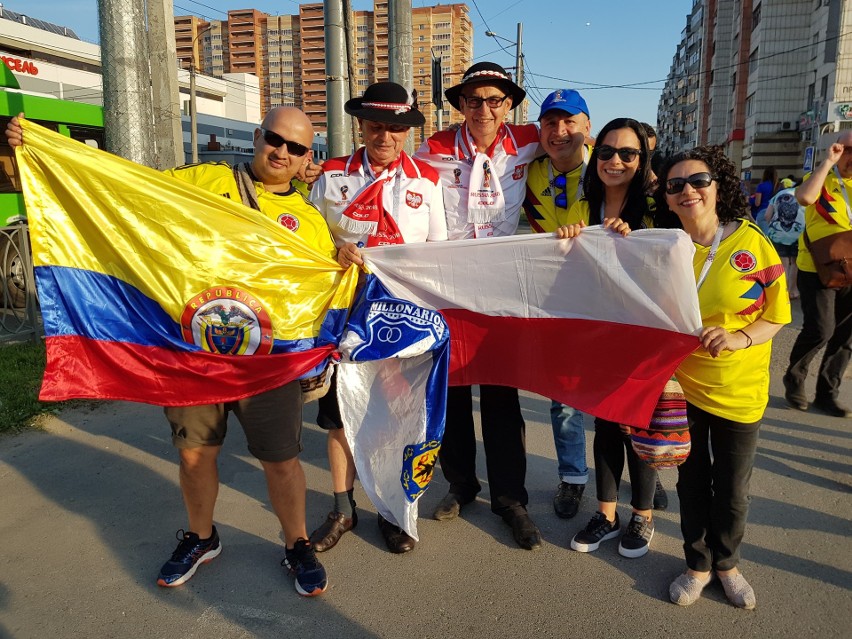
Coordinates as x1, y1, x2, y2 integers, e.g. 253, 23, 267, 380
157, 527, 222, 587
553, 482, 584, 519
618, 514, 654, 558
570, 511, 620, 552
282, 538, 328, 597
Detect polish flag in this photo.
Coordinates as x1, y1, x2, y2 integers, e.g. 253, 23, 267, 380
360, 227, 702, 428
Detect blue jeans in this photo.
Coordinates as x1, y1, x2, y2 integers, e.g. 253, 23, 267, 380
550, 401, 588, 484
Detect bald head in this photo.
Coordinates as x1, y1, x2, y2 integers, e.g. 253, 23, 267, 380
252, 107, 315, 190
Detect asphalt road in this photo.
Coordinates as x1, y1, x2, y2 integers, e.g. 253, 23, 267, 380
1, 304, 850, 639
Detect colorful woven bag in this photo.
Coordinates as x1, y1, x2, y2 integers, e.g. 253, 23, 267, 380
624, 377, 690, 468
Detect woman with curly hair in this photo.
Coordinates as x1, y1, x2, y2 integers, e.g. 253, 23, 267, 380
560, 118, 660, 559
653, 146, 791, 609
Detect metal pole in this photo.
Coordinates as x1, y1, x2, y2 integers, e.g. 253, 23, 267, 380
147, 0, 183, 169
98, 0, 156, 165
388, 0, 413, 154
343, 0, 359, 152
325, 0, 351, 157
514, 22, 523, 125
189, 25, 210, 164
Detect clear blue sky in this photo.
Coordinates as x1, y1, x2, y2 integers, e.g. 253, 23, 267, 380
20, 0, 690, 134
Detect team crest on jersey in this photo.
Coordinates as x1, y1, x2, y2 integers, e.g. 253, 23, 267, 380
405, 190, 423, 208
730, 250, 756, 273
180, 286, 273, 355
277, 213, 300, 231
513, 163, 527, 180
401, 440, 441, 502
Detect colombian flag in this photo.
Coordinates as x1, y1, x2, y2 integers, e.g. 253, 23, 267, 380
17, 120, 358, 405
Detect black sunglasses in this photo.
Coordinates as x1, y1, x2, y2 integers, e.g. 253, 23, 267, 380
596, 145, 641, 162
460, 94, 510, 109
553, 173, 568, 209
665, 172, 716, 195
261, 128, 310, 157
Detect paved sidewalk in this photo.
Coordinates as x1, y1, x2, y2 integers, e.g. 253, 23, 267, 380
0, 312, 850, 638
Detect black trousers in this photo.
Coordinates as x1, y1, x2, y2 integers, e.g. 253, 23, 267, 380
593, 418, 657, 510
786, 270, 852, 399
676, 403, 760, 572
438, 385, 528, 517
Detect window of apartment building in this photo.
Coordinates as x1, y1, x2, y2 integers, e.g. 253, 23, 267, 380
358, 79, 369, 87
746, 92, 754, 116
434, 33, 451, 41
821, 74, 829, 98
748, 47, 758, 74
731, 71, 736, 91
283, 71, 293, 77
419, 35, 426, 41
283, 29, 292, 35
358, 36, 368, 42
419, 24, 426, 29
358, 25, 368, 32
435, 22, 450, 30
359, 68, 369, 76
811, 32, 820, 59
752, 3, 760, 29
269, 29, 278, 36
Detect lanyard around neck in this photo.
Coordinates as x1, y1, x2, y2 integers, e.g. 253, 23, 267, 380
696, 223, 726, 291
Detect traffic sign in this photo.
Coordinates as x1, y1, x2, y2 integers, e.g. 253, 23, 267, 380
804, 146, 815, 172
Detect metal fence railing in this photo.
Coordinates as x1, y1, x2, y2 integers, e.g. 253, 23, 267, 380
0, 223, 40, 343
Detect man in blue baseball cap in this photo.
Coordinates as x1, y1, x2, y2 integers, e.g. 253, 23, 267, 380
521, 89, 592, 520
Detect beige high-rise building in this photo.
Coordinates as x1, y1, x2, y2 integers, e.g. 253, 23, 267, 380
174, 2, 473, 142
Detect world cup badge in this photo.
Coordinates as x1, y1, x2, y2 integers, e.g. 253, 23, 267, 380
453, 168, 462, 185
340, 185, 349, 201
181, 286, 273, 355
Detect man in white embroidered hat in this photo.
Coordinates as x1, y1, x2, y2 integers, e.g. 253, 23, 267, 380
308, 81, 447, 554
414, 62, 545, 550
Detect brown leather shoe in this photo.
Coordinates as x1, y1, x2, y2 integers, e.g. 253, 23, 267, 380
377, 514, 415, 553
309, 511, 357, 552
432, 491, 474, 521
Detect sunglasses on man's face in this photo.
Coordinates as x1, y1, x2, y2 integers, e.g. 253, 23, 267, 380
665, 172, 716, 195
596, 145, 641, 163
261, 128, 310, 156
553, 173, 568, 209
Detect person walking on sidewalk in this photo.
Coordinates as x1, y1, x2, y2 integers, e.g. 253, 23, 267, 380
307, 82, 447, 555
415, 62, 543, 550
655, 145, 790, 609
783, 133, 852, 418
6, 107, 333, 597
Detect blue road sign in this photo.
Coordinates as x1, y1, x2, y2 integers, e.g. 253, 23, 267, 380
804, 146, 815, 172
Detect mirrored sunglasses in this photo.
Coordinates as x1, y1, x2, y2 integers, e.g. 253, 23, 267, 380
553, 173, 568, 209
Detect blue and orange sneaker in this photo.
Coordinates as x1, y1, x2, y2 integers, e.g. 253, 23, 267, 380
282, 538, 327, 596
157, 527, 222, 587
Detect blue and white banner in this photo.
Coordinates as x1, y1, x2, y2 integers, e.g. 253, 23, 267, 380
337, 275, 449, 539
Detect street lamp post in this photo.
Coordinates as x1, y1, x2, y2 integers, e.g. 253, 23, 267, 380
485, 24, 524, 124
190, 25, 211, 164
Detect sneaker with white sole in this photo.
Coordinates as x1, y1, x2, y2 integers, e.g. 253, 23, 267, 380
570, 511, 620, 552
618, 513, 654, 558
157, 527, 222, 587
282, 538, 328, 597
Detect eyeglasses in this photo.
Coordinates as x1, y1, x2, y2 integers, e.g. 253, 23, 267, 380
460, 94, 509, 109
596, 145, 641, 162
261, 128, 310, 156
553, 173, 568, 209
665, 172, 716, 194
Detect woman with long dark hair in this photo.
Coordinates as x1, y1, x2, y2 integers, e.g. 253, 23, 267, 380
560, 118, 660, 559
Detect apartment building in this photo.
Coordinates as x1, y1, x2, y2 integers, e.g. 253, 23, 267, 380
175, 2, 473, 140
658, 0, 852, 182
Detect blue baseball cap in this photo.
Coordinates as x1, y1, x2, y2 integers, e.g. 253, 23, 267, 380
538, 89, 589, 120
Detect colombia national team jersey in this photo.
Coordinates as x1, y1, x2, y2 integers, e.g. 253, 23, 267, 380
166, 162, 336, 260
677, 219, 791, 422
796, 169, 852, 273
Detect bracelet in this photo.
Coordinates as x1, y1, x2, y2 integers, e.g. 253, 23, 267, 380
737, 328, 753, 349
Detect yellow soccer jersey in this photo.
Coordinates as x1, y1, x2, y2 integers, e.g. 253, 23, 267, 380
165, 162, 336, 259
565, 198, 655, 229
522, 154, 586, 233
796, 169, 852, 273
677, 219, 792, 422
